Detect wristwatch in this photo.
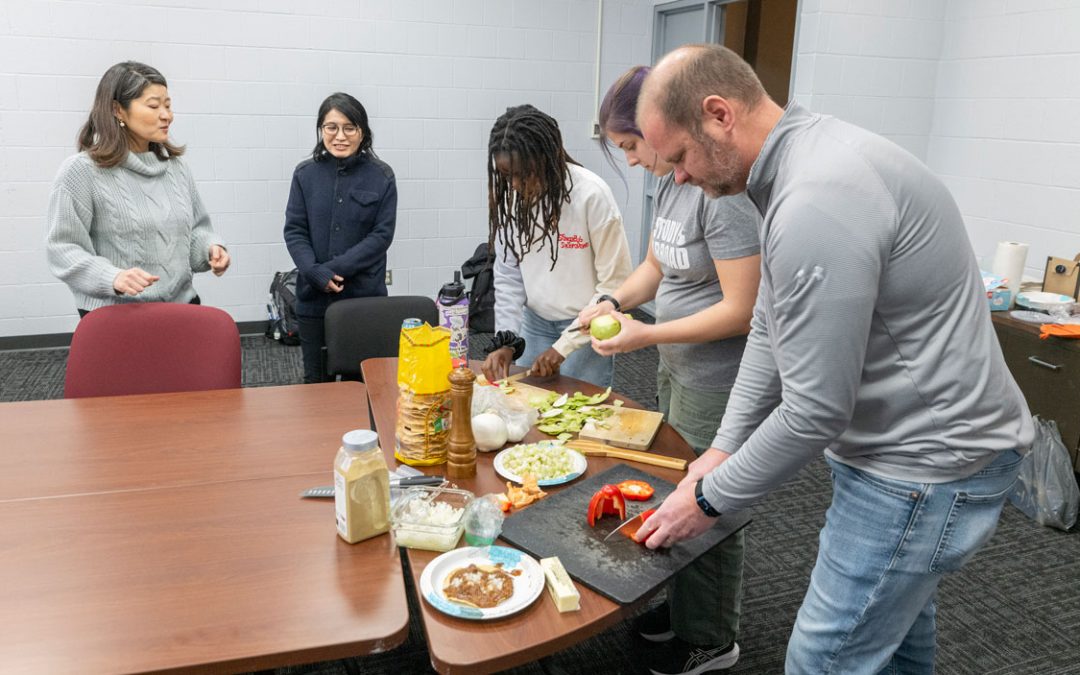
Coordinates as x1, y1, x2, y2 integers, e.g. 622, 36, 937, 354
596, 294, 621, 312
694, 478, 722, 518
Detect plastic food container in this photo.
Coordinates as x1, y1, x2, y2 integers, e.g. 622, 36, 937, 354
391, 485, 473, 552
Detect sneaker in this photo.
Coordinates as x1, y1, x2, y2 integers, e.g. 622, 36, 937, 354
633, 602, 675, 643
647, 639, 740, 675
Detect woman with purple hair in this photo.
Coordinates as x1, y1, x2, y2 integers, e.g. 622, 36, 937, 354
577, 66, 761, 675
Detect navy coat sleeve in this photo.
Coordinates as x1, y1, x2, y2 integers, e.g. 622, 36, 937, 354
283, 168, 333, 290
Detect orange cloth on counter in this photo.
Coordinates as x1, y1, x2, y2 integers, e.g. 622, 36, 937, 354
1039, 324, 1080, 339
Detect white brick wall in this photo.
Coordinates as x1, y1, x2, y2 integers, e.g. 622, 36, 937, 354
930, 1, 1080, 276
0, 0, 652, 338
795, 0, 1080, 281
793, 0, 945, 160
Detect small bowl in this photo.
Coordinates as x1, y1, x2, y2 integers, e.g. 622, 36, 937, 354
391, 485, 473, 552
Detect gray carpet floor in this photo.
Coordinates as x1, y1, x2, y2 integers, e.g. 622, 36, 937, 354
1, 330, 1078, 674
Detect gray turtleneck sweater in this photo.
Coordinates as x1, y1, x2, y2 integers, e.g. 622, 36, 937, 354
704, 104, 1033, 514
46, 151, 224, 312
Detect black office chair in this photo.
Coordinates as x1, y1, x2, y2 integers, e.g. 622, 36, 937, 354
323, 296, 439, 381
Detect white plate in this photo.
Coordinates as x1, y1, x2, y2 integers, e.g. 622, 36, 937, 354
419, 545, 544, 620
493, 442, 587, 486
1016, 291, 1074, 311
1009, 310, 1052, 324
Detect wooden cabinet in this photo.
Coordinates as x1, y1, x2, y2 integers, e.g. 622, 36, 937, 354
992, 313, 1080, 471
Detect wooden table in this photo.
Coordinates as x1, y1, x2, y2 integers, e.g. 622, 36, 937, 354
0, 383, 371, 501
362, 358, 713, 675
0, 382, 410, 673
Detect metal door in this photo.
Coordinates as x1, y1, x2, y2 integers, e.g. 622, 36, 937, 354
644, 1, 737, 261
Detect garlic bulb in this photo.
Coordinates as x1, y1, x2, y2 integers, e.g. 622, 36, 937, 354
472, 412, 509, 451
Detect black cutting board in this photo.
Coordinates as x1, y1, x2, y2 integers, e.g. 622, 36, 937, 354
499, 465, 751, 605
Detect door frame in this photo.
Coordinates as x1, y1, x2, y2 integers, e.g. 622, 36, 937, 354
642, 0, 736, 265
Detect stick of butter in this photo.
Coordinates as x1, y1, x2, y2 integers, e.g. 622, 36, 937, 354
540, 556, 580, 612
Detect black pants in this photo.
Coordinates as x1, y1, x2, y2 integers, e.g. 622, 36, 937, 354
78, 295, 201, 319
296, 314, 327, 384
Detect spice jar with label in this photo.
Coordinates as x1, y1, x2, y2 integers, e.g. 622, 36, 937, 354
334, 429, 391, 544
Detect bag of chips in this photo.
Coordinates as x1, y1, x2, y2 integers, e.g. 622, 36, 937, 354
395, 322, 452, 466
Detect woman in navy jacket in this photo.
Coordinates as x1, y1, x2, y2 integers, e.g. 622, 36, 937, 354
284, 92, 397, 383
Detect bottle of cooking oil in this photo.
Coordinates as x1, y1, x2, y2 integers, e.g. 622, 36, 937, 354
334, 429, 390, 544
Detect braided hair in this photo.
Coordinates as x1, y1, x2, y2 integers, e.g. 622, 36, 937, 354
487, 105, 580, 270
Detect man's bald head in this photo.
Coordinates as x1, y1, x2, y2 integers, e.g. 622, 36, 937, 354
639, 44, 767, 135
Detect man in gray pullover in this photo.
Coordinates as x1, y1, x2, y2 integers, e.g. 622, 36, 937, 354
633, 45, 1033, 675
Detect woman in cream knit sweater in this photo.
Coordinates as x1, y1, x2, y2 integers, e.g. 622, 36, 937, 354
47, 61, 229, 317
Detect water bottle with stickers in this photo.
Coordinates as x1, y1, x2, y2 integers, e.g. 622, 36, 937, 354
437, 271, 469, 369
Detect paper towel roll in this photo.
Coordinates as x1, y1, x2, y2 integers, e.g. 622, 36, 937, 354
991, 241, 1028, 308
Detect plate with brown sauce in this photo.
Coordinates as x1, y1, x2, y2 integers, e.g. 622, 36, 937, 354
419, 545, 544, 620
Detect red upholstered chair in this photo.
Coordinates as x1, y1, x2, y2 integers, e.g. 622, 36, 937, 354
64, 303, 242, 398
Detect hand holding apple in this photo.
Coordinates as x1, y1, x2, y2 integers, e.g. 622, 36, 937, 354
589, 314, 622, 340
576, 301, 614, 331
590, 312, 651, 356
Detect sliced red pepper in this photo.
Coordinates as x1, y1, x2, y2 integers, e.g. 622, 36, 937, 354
587, 484, 627, 526
587, 490, 605, 526
621, 508, 657, 542
616, 480, 655, 501
600, 484, 626, 518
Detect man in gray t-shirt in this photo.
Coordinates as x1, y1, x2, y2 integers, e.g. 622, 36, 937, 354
653, 174, 760, 393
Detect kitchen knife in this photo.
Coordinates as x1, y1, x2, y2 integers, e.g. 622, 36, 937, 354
602, 510, 654, 542
299, 475, 444, 498
477, 369, 532, 386
498, 369, 532, 384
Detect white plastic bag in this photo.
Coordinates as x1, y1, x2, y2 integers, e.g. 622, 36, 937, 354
471, 383, 539, 443
1009, 416, 1079, 531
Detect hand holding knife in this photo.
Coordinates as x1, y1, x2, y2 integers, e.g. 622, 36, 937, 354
602, 509, 657, 542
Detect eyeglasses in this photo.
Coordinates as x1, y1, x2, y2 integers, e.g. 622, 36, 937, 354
321, 123, 359, 137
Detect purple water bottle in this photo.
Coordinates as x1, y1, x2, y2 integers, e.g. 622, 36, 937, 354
437, 271, 469, 369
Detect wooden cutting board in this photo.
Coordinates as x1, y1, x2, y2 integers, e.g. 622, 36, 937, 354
476, 380, 664, 450
578, 406, 665, 451
499, 380, 559, 406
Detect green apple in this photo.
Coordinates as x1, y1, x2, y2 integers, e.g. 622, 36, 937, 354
589, 314, 621, 340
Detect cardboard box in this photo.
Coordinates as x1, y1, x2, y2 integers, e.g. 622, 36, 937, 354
1043, 255, 1080, 299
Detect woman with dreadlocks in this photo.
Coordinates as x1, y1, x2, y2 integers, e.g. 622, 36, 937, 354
481, 104, 632, 388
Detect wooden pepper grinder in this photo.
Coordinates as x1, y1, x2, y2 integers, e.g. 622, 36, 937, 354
446, 366, 477, 478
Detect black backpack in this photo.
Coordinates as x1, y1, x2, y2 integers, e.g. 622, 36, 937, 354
267, 269, 301, 346
461, 243, 495, 333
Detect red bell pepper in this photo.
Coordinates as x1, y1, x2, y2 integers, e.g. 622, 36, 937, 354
587, 484, 627, 527
616, 480, 655, 501
621, 508, 657, 542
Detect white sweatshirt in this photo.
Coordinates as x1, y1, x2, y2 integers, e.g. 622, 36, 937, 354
493, 163, 632, 356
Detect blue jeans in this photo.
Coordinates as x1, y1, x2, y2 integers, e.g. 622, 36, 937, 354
786, 449, 1024, 674
518, 307, 613, 388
